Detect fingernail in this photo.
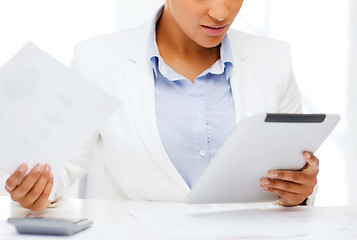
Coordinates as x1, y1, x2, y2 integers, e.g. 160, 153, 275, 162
262, 179, 270, 185
45, 165, 51, 173
269, 171, 278, 178
50, 173, 54, 179
36, 164, 43, 172
18, 164, 27, 173
262, 185, 270, 190
304, 152, 311, 159
5, 183, 12, 192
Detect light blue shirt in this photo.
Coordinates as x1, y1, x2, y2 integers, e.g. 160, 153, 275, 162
148, 13, 236, 188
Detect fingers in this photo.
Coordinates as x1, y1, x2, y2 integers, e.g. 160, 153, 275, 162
260, 178, 310, 206
11, 164, 45, 200
29, 173, 53, 212
267, 169, 317, 186
267, 170, 309, 185
303, 152, 319, 174
5, 164, 28, 192
265, 187, 306, 206
266, 152, 319, 185
6, 164, 54, 211
19, 165, 52, 208
260, 152, 319, 206
261, 178, 315, 196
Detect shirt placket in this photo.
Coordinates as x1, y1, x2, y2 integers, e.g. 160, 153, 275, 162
186, 78, 210, 186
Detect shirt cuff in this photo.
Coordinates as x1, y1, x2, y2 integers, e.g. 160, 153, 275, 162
48, 179, 65, 208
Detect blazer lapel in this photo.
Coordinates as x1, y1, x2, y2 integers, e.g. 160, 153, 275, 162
123, 61, 190, 193
230, 48, 248, 124
229, 32, 256, 124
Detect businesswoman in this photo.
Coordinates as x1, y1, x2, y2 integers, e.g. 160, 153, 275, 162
5, 0, 319, 211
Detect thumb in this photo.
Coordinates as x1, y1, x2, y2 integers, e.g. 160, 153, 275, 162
303, 151, 319, 173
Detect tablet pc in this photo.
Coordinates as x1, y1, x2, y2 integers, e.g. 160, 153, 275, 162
185, 113, 340, 204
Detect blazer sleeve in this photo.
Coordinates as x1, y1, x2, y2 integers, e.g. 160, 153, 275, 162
50, 132, 99, 206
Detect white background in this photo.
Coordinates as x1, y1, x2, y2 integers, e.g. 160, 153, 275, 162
0, 0, 356, 206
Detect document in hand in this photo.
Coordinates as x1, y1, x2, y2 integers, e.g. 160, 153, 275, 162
0, 42, 120, 200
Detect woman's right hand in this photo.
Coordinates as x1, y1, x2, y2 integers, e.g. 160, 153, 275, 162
5, 163, 53, 211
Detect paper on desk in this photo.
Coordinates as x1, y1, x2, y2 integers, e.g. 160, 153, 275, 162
0, 42, 119, 200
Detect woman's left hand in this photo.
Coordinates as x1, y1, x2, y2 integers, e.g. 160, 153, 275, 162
260, 151, 319, 206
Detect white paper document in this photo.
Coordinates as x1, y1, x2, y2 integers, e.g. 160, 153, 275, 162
0, 42, 119, 200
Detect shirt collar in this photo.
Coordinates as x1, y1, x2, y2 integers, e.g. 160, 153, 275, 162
199, 35, 233, 80
147, 6, 234, 81
147, 6, 163, 78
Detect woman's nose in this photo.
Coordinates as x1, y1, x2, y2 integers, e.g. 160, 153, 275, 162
207, 0, 229, 22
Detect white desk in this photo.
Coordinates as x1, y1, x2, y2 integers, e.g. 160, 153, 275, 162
0, 196, 356, 239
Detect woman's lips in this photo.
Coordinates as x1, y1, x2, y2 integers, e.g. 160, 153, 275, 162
201, 25, 227, 36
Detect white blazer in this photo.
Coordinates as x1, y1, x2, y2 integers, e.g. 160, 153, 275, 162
56, 20, 301, 202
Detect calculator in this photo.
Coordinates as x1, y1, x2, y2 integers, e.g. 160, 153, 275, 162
7, 217, 93, 236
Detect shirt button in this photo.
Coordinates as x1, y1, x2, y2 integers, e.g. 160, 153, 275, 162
196, 112, 203, 118
200, 150, 206, 157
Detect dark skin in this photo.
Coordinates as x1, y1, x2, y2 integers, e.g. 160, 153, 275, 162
156, 0, 243, 83
5, 164, 53, 211
156, 12, 220, 83
261, 152, 319, 206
